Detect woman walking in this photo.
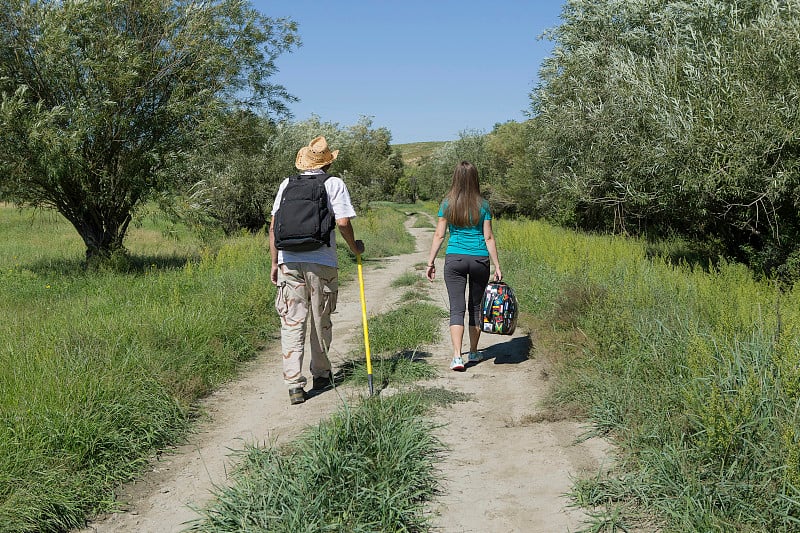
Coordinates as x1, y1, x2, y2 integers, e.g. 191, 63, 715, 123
426, 161, 502, 371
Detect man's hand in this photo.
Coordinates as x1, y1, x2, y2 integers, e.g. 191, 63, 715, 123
271, 264, 279, 286
337, 218, 363, 256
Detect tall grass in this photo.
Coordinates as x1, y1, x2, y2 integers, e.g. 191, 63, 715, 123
189, 392, 443, 533
496, 218, 800, 530
340, 301, 445, 389
189, 278, 463, 533
0, 203, 416, 533
0, 216, 274, 532
337, 205, 416, 282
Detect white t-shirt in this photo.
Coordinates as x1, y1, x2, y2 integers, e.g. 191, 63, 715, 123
271, 170, 357, 268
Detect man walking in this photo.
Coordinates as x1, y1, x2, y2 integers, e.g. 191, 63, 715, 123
269, 136, 364, 405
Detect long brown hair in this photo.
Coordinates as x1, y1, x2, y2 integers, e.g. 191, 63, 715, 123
443, 161, 483, 227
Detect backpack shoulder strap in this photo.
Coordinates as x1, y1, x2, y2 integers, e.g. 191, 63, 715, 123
291, 172, 330, 183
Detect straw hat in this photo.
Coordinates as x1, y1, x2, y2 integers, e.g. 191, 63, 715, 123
295, 136, 340, 170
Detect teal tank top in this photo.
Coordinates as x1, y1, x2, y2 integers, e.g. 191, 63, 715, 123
438, 199, 491, 256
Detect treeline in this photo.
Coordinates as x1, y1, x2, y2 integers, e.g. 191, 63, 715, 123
538, 0, 800, 280
176, 114, 402, 235
411, 0, 800, 281
4, 0, 800, 280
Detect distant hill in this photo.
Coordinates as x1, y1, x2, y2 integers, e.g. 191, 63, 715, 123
392, 141, 447, 167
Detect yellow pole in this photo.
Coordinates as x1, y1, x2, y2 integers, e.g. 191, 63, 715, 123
357, 253, 374, 395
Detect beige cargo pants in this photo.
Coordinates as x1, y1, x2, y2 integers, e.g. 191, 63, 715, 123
275, 262, 338, 389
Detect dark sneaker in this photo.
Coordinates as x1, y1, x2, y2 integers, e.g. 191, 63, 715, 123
289, 387, 306, 405
312, 376, 332, 391
468, 351, 483, 364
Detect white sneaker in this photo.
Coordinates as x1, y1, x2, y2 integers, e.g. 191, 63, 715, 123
450, 356, 465, 371
468, 351, 482, 363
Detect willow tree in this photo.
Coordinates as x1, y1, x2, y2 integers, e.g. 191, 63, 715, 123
0, 0, 298, 260
534, 0, 800, 271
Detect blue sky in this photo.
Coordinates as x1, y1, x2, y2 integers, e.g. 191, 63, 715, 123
253, 1, 565, 145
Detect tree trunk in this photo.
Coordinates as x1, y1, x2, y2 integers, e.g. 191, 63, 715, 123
73, 213, 131, 263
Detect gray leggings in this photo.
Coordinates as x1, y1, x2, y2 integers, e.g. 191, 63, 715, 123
443, 254, 490, 326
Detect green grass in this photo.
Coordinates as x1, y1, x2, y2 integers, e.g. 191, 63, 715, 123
0, 203, 416, 533
391, 270, 425, 288
363, 302, 445, 357
412, 215, 435, 229
496, 218, 800, 531
409, 386, 474, 408
339, 301, 445, 389
391, 141, 447, 166
338, 302, 446, 391
188, 287, 468, 533
338, 205, 416, 282
188, 392, 443, 533
192, 262, 472, 533
0, 235, 274, 532
0, 203, 205, 272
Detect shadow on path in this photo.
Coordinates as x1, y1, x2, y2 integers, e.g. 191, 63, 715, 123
328, 350, 435, 394
467, 335, 532, 367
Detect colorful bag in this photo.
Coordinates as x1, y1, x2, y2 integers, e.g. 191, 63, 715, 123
480, 281, 518, 335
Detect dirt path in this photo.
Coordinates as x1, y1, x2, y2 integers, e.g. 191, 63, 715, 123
80, 214, 610, 533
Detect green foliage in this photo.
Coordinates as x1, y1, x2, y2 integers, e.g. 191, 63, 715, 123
0, 0, 298, 258
412, 130, 491, 202
0, 207, 277, 531
393, 141, 447, 167
174, 111, 285, 235
0, 202, 416, 531
335, 117, 404, 209
498, 217, 800, 530
183, 116, 405, 234
188, 393, 442, 532
340, 301, 444, 388
483, 119, 556, 218
532, 0, 800, 275
392, 175, 413, 202
407, 122, 553, 219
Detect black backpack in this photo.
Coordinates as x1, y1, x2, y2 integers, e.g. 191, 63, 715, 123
273, 173, 336, 251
